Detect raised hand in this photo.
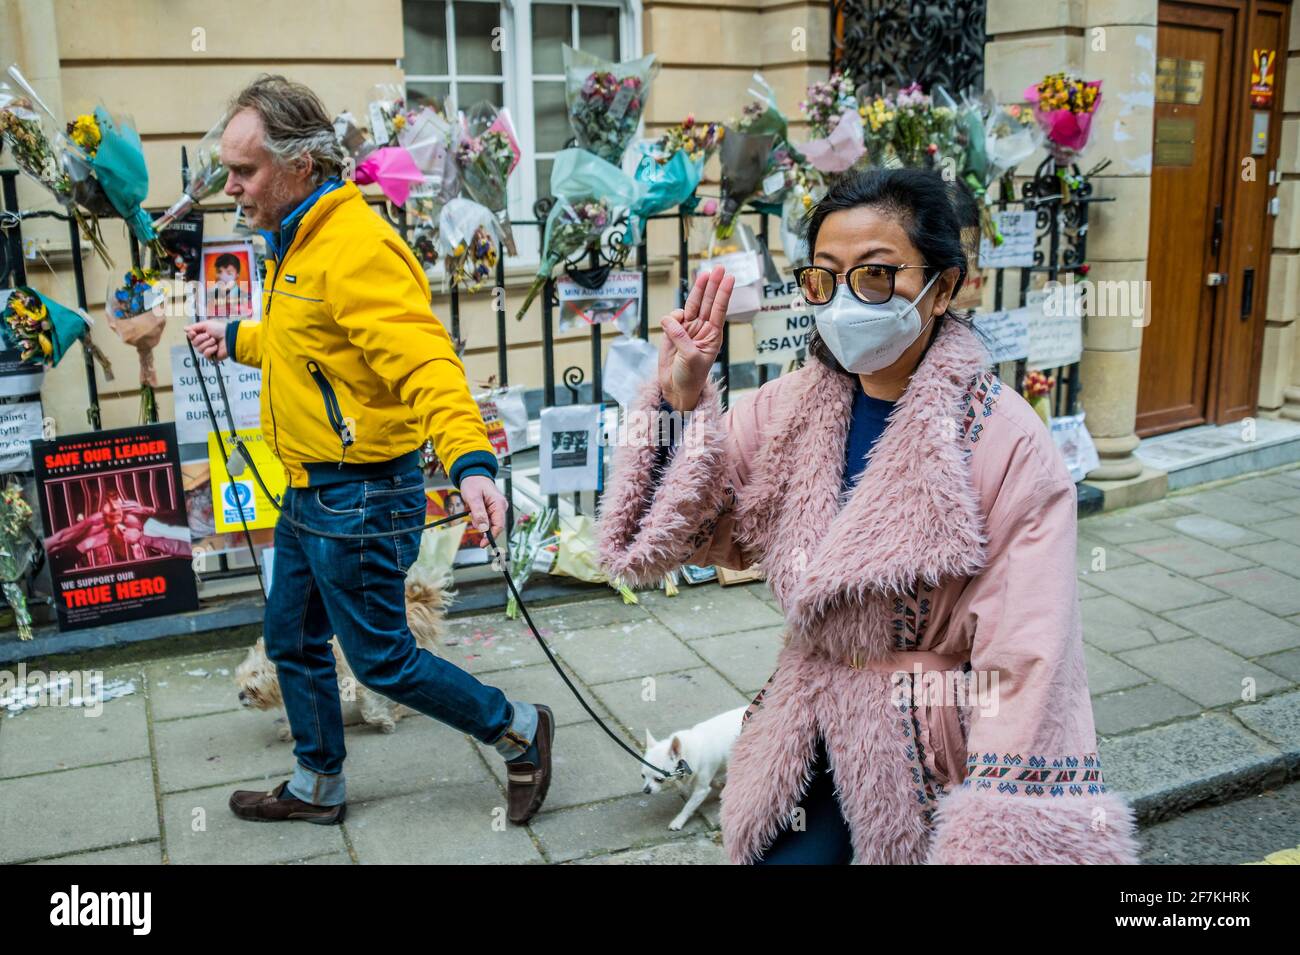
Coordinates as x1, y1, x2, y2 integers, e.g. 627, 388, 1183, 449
658, 266, 735, 412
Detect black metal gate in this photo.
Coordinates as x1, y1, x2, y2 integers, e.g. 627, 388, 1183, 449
830, 0, 988, 94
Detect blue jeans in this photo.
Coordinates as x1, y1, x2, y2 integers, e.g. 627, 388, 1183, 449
752, 737, 853, 865
264, 468, 537, 806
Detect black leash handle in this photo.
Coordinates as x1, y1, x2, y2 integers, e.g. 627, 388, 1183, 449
187, 338, 687, 780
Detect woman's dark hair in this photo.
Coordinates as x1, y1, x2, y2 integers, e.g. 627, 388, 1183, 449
801, 167, 977, 374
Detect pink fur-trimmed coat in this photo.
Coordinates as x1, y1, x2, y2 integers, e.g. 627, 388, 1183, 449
596, 320, 1139, 865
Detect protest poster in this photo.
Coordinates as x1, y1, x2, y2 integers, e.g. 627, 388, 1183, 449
207, 429, 286, 533
32, 423, 198, 631
171, 344, 262, 444
753, 278, 814, 365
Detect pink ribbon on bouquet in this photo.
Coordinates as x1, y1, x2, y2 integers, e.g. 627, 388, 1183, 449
354, 146, 425, 205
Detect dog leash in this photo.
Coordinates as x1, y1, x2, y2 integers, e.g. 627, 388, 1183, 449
187, 340, 689, 780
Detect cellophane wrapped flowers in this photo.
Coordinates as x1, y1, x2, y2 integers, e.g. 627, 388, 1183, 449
504, 507, 558, 620
154, 117, 229, 231
514, 198, 613, 320
1024, 73, 1102, 164
514, 148, 643, 321
563, 45, 659, 165
436, 198, 500, 292
0, 480, 36, 640
453, 103, 520, 255
797, 71, 866, 174
0, 76, 112, 268
65, 106, 165, 260
1, 286, 105, 372
107, 267, 167, 420
632, 114, 724, 230
858, 82, 958, 169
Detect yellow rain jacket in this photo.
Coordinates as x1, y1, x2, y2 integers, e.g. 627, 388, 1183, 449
225, 180, 497, 489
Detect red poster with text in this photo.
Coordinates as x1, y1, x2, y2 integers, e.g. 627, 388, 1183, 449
33, 423, 199, 631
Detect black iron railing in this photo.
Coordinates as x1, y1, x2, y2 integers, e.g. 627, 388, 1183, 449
1, 155, 1103, 606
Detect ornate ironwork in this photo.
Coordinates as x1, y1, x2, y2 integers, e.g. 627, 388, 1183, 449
562, 365, 585, 404
830, 0, 987, 95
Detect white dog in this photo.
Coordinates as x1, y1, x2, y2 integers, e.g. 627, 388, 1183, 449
235, 563, 452, 737
642, 705, 747, 830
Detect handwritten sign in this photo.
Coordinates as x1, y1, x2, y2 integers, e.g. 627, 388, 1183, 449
0, 400, 44, 472
753, 279, 814, 364
978, 210, 1037, 269
972, 307, 1032, 363
1026, 288, 1083, 370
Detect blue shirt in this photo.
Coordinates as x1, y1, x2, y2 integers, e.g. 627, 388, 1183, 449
843, 380, 895, 494
654, 380, 895, 497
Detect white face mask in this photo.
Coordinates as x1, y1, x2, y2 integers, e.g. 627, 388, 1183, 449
812, 271, 940, 374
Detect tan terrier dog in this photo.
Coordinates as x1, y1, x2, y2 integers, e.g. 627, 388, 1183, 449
235, 564, 452, 737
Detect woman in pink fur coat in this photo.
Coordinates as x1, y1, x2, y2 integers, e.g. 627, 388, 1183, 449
596, 168, 1140, 865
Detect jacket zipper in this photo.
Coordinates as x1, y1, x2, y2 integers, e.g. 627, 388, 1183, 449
306, 359, 353, 467
264, 260, 283, 460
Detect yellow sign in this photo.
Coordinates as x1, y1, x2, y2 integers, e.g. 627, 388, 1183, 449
207, 429, 287, 532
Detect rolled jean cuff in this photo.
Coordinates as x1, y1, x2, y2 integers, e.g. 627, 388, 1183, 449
286, 763, 346, 806
491, 700, 538, 760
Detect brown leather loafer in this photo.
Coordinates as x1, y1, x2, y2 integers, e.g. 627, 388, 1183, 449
229, 780, 347, 825
505, 704, 554, 825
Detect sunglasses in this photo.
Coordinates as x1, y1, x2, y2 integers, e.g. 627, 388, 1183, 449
794, 263, 932, 306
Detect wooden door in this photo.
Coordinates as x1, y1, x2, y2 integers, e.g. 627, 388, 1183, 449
1138, 0, 1289, 435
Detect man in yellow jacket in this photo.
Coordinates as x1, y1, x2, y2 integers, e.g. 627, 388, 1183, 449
187, 76, 552, 827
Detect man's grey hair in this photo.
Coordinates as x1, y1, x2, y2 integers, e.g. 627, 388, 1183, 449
226, 74, 346, 186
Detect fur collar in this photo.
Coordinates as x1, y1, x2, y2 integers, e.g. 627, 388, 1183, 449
739, 319, 993, 648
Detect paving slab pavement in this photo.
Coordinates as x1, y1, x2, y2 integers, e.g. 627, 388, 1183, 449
5, 465, 1300, 864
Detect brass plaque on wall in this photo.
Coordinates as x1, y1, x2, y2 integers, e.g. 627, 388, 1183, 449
1155, 117, 1195, 166
1156, 58, 1205, 104
1154, 141, 1194, 165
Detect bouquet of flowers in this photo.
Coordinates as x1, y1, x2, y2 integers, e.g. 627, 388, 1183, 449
649, 113, 725, 166
1024, 73, 1102, 164
859, 82, 958, 169
106, 267, 167, 420
513, 148, 643, 321
0, 480, 36, 641
946, 87, 989, 184
964, 101, 1043, 244
1, 286, 108, 374
453, 103, 521, 255
63, 106, 165, 260
436, 198, 500, 292
714, 127, 775, 240
1023, 370, 1055, 426
631, 114, 724, 229
735, 74, 806, 212
797, 71, 866, 174
367, 83, 407, 146
504, 507, 559, 619
515, 199, 613, 320
779, 168, 825, 268
551, 515, 638, 605
61, 113, 116, 217
399, 105, 453, 173
563, 45, 659, 165
399, 105, 459, 217
154, 117, 229, 231
0, 72, 112, 267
